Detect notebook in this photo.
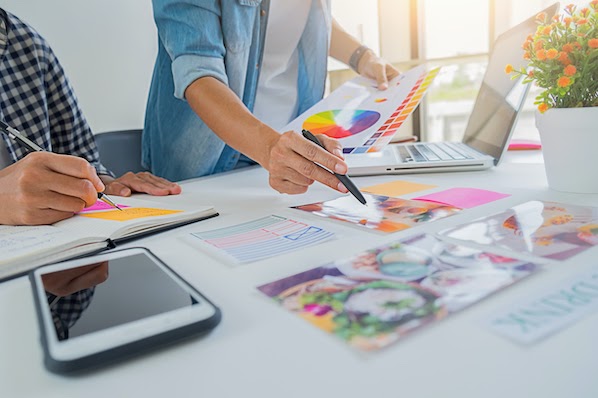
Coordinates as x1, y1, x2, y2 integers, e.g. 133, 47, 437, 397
0, 196, 218, 281
345, 3, 559, 177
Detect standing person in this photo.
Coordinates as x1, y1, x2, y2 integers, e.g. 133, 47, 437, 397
0, 8, 182, 226
144, 0, 398, 194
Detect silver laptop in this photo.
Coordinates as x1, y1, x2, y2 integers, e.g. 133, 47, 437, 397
346, 3, 559, 177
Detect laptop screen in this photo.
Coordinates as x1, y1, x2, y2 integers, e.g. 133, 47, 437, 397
462, 3, 559, 163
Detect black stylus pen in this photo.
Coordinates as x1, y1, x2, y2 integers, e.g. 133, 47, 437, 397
0, 120, 122, 211
301, 129, 367, 205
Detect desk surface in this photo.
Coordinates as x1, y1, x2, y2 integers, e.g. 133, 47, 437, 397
1, 150, 597, 398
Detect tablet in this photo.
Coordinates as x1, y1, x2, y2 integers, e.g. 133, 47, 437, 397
30, 247, 221, 374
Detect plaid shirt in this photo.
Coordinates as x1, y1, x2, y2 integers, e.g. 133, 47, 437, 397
0, 8, 109, 175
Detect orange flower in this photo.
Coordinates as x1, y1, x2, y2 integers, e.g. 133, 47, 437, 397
528, 70, 535, 78
558, 51, 571, 65
523, 52, 531, 60
562, 43, 574, 53
564, 65, 577, 76
504, 64, 514, 74
536, 12, 547, 23
542, 26, 552, 35
564, 17, 573, 26
536, 49, 547, 60
538, 103, 549, 113
534, 40, 545, 50
577, 18, 588, 25
557, 76, 572, 87
565, 4, 577, 14
589, 38, 598, 48
580, 7, 590, 17
546, 48, 558, 59
591, 0, 598, 10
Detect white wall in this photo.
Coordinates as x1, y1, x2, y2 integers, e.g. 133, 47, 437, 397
0, 0, 158, 134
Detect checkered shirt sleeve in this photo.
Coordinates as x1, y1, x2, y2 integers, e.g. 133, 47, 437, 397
0, 9, 111, 176
47, 288, 95, 341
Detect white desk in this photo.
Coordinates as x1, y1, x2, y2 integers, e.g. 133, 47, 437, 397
1, 150, 597, 398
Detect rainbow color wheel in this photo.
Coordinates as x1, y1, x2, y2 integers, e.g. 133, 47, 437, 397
302, 110, 381, 139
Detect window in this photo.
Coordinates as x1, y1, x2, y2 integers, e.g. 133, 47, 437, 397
330, 0, 585, 143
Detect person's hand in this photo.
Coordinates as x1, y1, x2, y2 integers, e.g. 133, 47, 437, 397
264, 131, 349, 195
101, 172, 182, 197
357, 51, 400, 90
0, 152, 104, 225
42, 262, 109, 297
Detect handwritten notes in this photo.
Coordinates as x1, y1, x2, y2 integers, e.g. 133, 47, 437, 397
188, 215, 335, 264
362, 180, 436, 197
413, 188, 510, 209
79, 208, 182, 221
486, 266, 598, 344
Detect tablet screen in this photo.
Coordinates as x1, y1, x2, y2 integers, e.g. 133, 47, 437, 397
40, 252, 197, 341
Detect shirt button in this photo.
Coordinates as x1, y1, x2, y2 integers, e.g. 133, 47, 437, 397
256, 63, 259, 69
261, 9, 266, 17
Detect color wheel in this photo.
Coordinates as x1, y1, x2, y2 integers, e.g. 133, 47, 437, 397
302, 110, 381, 139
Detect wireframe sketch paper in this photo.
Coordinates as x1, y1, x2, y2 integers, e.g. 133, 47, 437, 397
281, 64, 440, 154
187, 215, 335, 265
258, 234, 538, 351
0, 196, 217, 280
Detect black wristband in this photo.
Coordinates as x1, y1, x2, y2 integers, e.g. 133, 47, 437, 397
348, 45, 372, 73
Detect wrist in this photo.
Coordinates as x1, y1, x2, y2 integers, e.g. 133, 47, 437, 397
348, 45, 373, 74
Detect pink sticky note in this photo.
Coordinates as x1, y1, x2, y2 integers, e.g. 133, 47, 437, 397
508, 139, 542, 150
79, 201, 129, 213
413, 188, 510, 209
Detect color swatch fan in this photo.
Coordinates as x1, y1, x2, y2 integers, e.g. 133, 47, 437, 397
282, 64, 440, 154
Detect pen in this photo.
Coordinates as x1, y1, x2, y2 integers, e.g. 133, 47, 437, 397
0, 119, 122, 211
301, 129, 367, 205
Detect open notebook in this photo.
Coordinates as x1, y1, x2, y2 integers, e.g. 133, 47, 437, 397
0, 196, 218, 281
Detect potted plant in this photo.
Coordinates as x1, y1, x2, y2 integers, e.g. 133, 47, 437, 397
506, 2, 598, 193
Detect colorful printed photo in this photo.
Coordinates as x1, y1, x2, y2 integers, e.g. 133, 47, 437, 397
258, 234, 537, 351
441, 200, 598, 260
292, 194, 461, 233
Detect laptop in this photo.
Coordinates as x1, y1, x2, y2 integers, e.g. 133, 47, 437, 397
346, 3, 559, 177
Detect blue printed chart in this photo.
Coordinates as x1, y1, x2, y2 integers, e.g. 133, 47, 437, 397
188, 215, 336, 265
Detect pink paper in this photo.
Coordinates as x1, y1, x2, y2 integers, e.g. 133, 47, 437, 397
79, 201, 129, 213
413, 188, 510, 209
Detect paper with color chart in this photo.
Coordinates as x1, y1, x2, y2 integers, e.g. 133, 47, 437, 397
292, 194, 461, 233
441, 200, 598, 261
258, 234, 538, 351
281, 64, 440, 154
413, 187, 510, 209
362, 180, 437, 198
187, 215, 335, 264
486, 265, 598, 345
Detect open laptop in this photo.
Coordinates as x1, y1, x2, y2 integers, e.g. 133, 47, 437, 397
346, 3, 559, 177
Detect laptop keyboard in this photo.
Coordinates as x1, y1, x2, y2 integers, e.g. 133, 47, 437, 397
404, 143, 474, 162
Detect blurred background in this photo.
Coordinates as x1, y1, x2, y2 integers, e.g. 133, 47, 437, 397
0, 0, 588, 142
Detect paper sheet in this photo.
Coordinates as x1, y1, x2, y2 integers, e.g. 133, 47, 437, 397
79, 207, 182, 222
413, 188, 510, 209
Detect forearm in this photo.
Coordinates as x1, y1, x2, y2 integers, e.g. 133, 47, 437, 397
184, 76, 279, 169
329, 18, 363, 65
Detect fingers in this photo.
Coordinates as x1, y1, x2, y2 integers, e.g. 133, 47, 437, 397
386, 63, 400, 81
105, 172, 182, 196
42, 262, 109, 297
267, 132, 350, 194
318, 135, 345, 160
37, 152, 105, 192
373, 62, 389, 90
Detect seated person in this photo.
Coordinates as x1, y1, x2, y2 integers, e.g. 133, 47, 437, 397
0, 8, 181, 226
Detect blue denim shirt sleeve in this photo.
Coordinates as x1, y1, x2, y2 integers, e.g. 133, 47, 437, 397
152, 0, 229, 100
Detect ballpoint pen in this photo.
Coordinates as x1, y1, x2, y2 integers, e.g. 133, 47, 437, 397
0, 119, 122, 211
301, 129, 367, 205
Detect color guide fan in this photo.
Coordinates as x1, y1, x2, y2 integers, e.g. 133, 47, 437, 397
302, 110, 381, 139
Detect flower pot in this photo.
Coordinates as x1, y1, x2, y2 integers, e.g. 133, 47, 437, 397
535, 107, 598, 194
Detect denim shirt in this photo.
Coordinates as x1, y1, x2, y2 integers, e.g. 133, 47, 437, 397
143, 0, 331, 182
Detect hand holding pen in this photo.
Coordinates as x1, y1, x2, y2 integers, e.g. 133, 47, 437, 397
0, 121, 121, 225
302, 129, 367, 205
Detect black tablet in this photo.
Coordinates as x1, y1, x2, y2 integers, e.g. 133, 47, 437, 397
30, 247, 221, 374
